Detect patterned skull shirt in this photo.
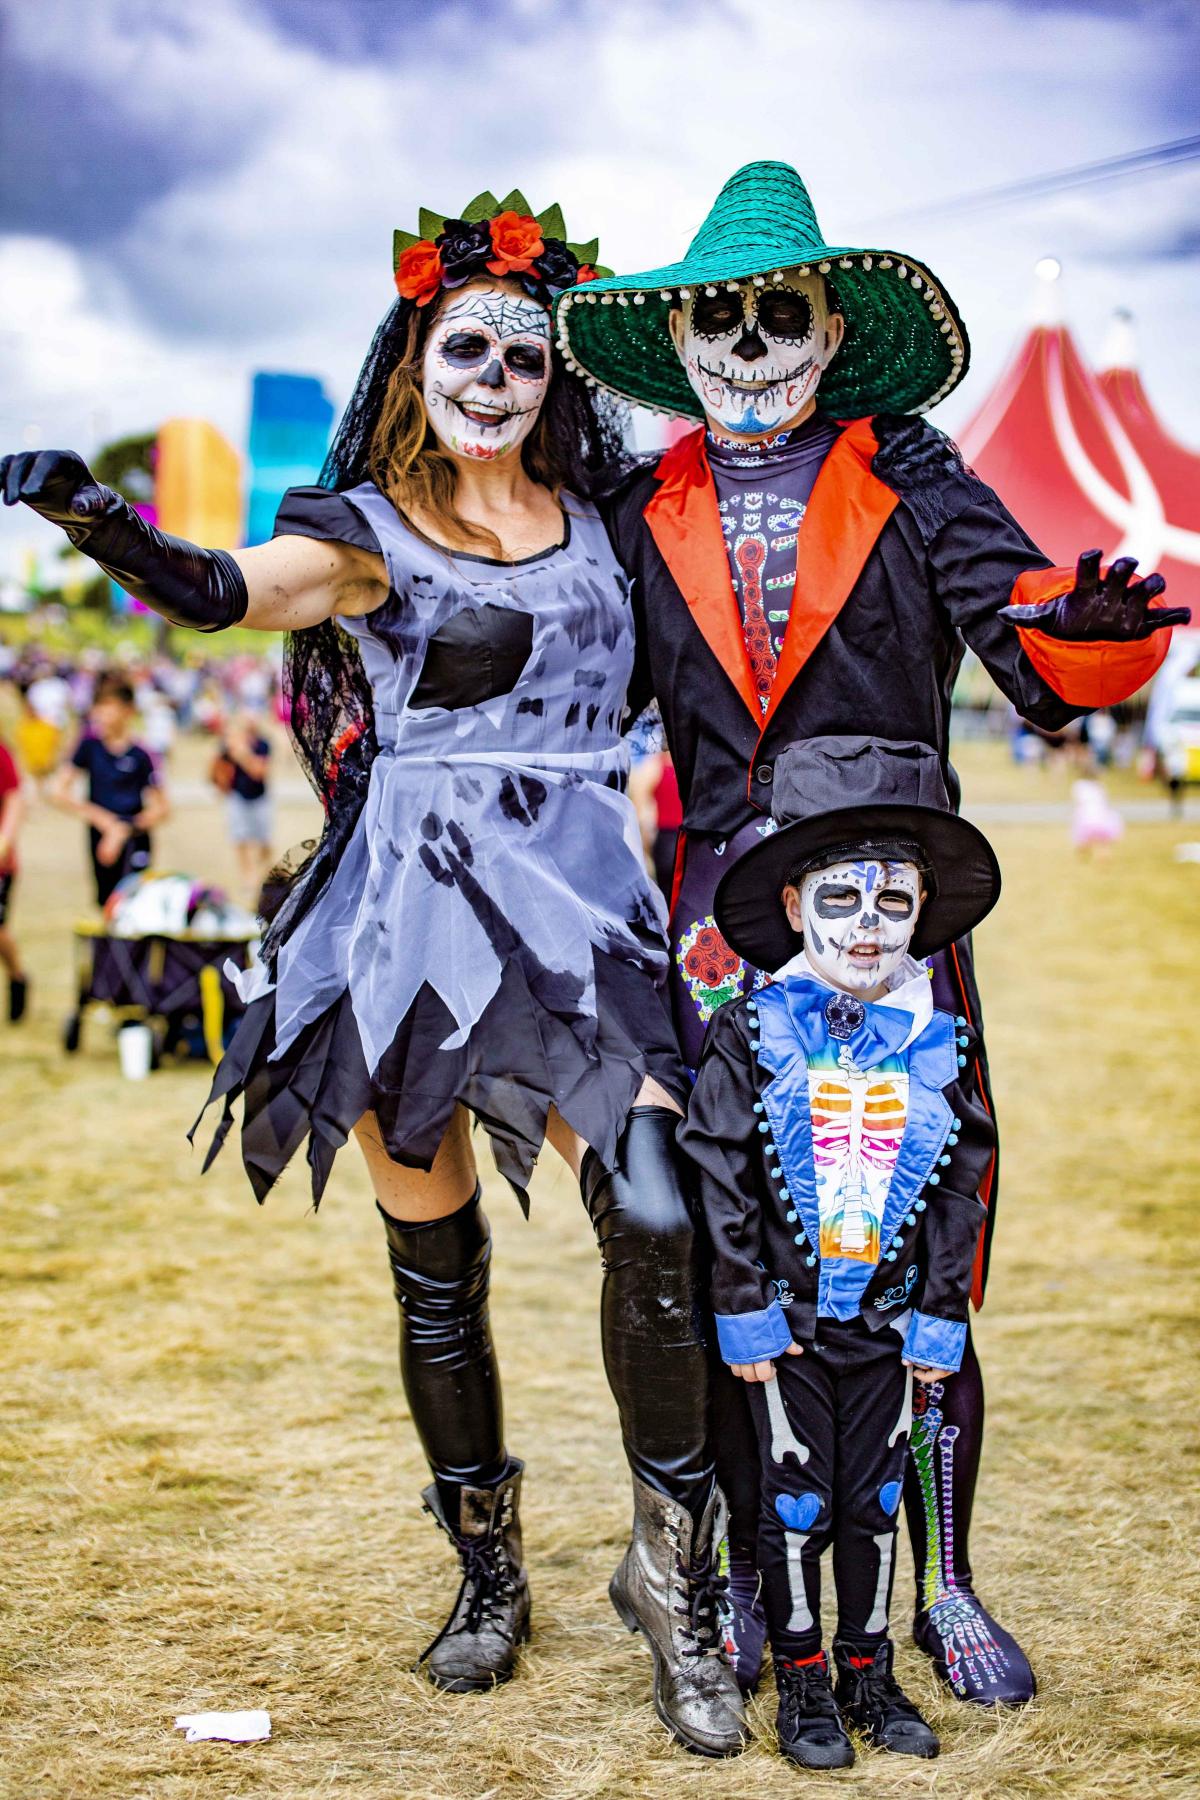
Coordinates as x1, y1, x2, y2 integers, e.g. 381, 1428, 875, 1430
705, 414, 839, 714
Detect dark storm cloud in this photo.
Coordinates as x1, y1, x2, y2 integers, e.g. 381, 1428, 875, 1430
0, 2, 269, 241
253, 0, 559, 59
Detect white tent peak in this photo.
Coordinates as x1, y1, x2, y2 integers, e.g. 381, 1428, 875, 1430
1101, 307, 1138, 374
1032, 257, 1062, 325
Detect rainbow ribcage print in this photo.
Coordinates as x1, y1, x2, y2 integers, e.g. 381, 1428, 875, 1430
808, 1071, 909, 1263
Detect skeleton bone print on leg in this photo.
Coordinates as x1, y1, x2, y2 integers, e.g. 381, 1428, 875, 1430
784, 1532, 814, 1633
423, 287, 551, 461
766, 1374, 810, 1466
864, 1531, 895, 1634
910, 1382, 1014, 1696
670, 271, 840, 438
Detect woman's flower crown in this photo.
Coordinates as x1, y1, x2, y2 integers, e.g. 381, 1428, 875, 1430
393, 189, 609, 309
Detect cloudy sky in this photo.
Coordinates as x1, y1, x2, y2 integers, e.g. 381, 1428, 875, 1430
1, 0, 1197, 574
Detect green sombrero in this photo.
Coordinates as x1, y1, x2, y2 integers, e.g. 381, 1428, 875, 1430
554, 160, 969, 419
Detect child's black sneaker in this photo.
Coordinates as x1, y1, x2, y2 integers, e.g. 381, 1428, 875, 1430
8, 975, 27, 1022
833, 1640, 939, 1757
775, 1653, 855, 1769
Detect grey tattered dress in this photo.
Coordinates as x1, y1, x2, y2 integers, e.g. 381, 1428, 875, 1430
199, 482, 684, 1205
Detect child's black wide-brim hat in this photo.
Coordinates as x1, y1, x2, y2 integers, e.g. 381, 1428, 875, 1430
715, 737, 1001, 971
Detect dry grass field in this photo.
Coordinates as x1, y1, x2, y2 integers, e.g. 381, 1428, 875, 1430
2, 734, 1198, 1800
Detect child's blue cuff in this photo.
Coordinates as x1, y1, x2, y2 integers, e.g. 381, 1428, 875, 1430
903, 1311, 967, 1373
715, 1303, 794, 1365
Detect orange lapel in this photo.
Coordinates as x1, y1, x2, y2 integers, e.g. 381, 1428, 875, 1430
762, 418, 899, 734
644, 427, 759, 721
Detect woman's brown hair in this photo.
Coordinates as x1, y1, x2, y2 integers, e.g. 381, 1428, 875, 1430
367, 281, 582, 560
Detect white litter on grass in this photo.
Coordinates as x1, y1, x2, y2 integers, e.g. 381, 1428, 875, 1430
175, 1710, 272, 1743
1173, 843, 1200, 863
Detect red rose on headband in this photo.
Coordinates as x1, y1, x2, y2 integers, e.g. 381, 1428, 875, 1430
395, 240, 444, 306
486, 212, 544, 276
576, 266, 597, 283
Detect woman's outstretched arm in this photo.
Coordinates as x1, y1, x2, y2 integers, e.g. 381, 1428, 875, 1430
0, 450, 388, 633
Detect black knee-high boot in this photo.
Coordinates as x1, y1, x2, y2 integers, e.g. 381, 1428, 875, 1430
580, 1108, 713, 1518
903, 1324, 1035, 1706
379, 1188, 529, 1690
581, 1108, 746, 1758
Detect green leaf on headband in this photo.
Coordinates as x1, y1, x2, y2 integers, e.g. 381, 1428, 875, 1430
418, 207, 447, 241
461, 191, 501, 224
535, 203, 567, 242
498, 188, 532, 218
569, 238, 600, 265
393, 228, 421, 268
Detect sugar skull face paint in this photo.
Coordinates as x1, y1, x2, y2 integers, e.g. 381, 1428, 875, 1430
669, 269, 843, 438
422, 286, 551, 461
783, 857, 924, 997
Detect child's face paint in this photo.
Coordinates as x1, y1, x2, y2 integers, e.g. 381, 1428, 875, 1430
422, 286, 551, 462
783, 857, 924, 994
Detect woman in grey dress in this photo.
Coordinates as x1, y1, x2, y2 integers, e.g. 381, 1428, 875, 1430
1, 192, 745, 1757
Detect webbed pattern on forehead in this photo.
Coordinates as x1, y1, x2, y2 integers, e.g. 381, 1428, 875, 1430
423, 282, 552, 462
436, 292, 551, 341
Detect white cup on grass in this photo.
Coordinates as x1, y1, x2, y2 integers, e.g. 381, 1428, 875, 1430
118, 1022, 153, 1080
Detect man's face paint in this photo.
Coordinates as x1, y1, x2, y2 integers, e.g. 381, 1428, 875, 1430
668, 270, 842, 438
783, 857, 924, 996
422, 286, 551, 461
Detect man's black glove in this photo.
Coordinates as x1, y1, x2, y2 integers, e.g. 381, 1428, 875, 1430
999, 548, 1190, 641
1, 449, 248, 632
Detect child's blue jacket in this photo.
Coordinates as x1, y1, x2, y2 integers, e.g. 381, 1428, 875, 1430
678, 967, 995, 1374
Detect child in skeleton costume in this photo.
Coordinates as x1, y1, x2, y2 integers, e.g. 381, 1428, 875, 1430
555, 160, 1188, 1705
680, 737, 1002, 1768
0, 193, 747, 1756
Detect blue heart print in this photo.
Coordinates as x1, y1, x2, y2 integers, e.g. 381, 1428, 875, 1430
775, 1491, 822, 1532
879, 1480, 903, 1517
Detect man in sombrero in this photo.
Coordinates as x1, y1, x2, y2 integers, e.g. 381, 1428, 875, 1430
554, 160, 1188, 1707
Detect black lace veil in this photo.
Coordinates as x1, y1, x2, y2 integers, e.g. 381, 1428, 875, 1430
260, 295, 633, 963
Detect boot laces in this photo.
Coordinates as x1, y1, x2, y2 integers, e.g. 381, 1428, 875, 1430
848, 1652, 923, 1725
418, 1501, 517, 1664
672, 1544, 731, 1659
778, 1659, 839, 1725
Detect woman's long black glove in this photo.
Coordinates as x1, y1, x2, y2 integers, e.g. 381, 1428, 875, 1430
0, 449, 248, 632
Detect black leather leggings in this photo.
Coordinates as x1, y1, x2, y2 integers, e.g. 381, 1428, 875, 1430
379, 1108, 714, 1517
580, 1106, 714, 1518
379, 1185, 508, 1488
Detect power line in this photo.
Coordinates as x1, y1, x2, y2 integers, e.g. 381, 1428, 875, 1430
884, 134, 1200, 223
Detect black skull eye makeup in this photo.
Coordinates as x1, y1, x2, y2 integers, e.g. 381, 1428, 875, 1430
439, 331, 490, 367
756, 287, 814, 343
504, 343, 548, 380
877, 888, 916, 918
814, 884, 863, 918
691, 290, 745, 339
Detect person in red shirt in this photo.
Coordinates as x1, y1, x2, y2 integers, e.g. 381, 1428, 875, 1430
0, 734, 29, 1021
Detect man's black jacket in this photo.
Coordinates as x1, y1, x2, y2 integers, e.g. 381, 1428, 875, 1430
606, 413, 1160, 840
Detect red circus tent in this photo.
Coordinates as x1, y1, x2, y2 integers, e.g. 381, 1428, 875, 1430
956, 309, 1200, 620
